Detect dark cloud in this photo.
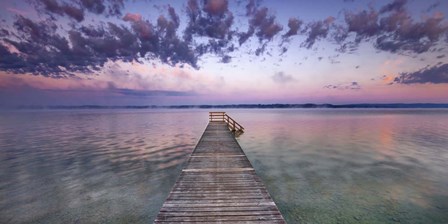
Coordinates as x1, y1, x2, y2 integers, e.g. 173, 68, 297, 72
0, 28, 9, 36
237, 6, 283, 56
238, 7, 283, 45
317, 1, 447, 54
324, 81, 361, 90
302, 16, 334, 49
184, 0, 234, 41
203, 0, 228, 16
220, 55, 231, 63
0, 44, 27, 72
80, 0, 106, 14
2, 16, 91, 77
36, 0, 124, 20
344, 9, 379, 42
40, 0, 61, 14
237, 30, 252, 46
340, 0, 448, 54
252, 8, 283, 41
245, 0, 256, 16
77, 23, 140, 62
0, 4, 199, 78
121, 7, 198, 68
279, 46, 288, 55
379, 0, 407, 14
271, 71, 295, 84
123, 13, 155, 40
182, 0, 235, 60
1, 9, 196, 78
393, 63, 448, 84
203, 39, 229, 53
1, 0, 447, 78
436, 55, 445, 59
62, 5, 85, 22
376, 11, 448, 54
105, 0, 125, 16
283, 17, 303, 39
187, 0, 200, 18
167, 5, 180, 28
38, 0, 85, 21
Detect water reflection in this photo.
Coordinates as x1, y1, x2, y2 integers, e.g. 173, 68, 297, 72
233, 109, 448, 223
1, 109, 447, 223
0, 110, 208, 223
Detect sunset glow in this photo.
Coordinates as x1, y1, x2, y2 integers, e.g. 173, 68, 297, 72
0, 0, 447, 106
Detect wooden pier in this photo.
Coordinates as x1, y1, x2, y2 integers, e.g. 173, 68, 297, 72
154, 112, 286, 223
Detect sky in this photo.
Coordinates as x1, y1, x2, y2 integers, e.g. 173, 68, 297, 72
0, 0, 447, 106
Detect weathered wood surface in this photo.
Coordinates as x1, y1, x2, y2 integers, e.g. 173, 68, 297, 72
155, 121, 286, 223
209, 111, 244, 133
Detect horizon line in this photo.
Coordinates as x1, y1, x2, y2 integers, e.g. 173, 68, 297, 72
2, 103, 448, 110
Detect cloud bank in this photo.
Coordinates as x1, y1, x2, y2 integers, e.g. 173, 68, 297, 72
0, 0, 447, 80
393, 63, 448, 84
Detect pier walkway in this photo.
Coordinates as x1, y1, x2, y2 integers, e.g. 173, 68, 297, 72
155, 112, 286, 223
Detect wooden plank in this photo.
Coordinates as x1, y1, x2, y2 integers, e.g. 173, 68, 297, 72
157, 211, 281, 217
160, 202, 278, 208
182, 168, 254, 172
154, 121, 285, 223
155, 220, 286, 224
159, 206, 280, 212
155, 215, 285, 222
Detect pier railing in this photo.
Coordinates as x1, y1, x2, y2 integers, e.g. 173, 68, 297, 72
209, 112, 244, 133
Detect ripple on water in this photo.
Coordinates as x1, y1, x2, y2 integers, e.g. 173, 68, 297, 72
0, 109, 208, 223
237, 109, 448, 224
1, 109, 448, 223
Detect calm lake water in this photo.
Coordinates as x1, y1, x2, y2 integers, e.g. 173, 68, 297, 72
0, 109, 447, 223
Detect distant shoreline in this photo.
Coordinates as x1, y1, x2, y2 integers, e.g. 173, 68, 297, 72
4, 103, 448, 110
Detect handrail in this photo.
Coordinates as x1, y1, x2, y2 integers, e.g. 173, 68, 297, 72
209, 112, 244, 133
209, 112, 226, 122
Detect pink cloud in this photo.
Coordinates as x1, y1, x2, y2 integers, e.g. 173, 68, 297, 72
7, 7, 29, 16
203, 0, 228, 16
123, 13, 142, 22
